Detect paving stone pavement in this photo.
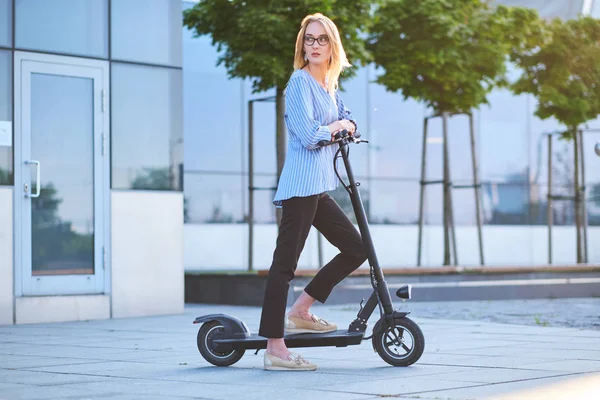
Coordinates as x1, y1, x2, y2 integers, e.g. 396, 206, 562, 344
381, 298, 600, 330
1, 300, 599, 400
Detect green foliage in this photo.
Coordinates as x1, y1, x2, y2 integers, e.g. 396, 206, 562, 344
368, 0, 541, 114
32, 183, 62, 228
511, 16, 600, 134
31, 183, 93, 272
131, 167, 172, 190
183, 0, 379, 93
592, 183, 600, 208
0, 166, 12, 185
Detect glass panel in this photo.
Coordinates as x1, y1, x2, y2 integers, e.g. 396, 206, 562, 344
183, 29, 244, 173
184, 172, 245, 223
16, 0, 108, 58
0, 50, 12, 185
368, 66, 426, 180
529, 95, 565, 188
593, 0, 600, 18
0, 0, 11, 47
112, 0, 182, 66
494, 0, 584, 20
112, 63, 183, 190
337, 67, 367, 175
425, 111, 477, 183
369, 180, 418, 224
247, 174, 277, 223
479, 88, 529, 182
30, 73, 94, 275
329, 181, 370, 225
483, 182, 531, 225
248, 86, 277, 175
582, 131, 600, 227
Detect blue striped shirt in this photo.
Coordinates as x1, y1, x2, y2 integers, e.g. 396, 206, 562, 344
273, 69, 355, 207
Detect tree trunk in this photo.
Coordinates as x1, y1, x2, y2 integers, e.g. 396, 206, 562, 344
275, 86, 286, 227
442, 112, 451, 265
572, 126, 582, 263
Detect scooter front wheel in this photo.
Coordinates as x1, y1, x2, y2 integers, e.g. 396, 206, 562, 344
197, 321, 245, 366
373, 317, 424, 367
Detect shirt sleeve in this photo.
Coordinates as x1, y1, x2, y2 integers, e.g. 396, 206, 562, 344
284, 76, 332, 150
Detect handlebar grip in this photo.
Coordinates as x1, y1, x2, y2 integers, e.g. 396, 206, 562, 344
317, 140, 329, 147
334, 129, 349, 140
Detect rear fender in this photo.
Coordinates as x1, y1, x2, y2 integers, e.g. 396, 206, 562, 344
193, 314, 250, 339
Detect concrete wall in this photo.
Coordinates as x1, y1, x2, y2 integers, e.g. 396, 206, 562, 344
111, 191, 184, 318
15, 295, 110, 324
0, 187, 13, 325
185, 223, 600, 271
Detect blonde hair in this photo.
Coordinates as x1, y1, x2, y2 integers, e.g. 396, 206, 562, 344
293, 13, 351, 95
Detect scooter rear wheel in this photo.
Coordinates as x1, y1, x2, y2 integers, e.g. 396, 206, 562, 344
373, 317, 424, 367
197, 321, 245, 366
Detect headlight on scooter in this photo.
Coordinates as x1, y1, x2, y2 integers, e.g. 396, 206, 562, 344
396, 285, 412, 300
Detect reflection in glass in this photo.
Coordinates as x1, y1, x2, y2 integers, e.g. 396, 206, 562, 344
184, 172, 244, 223
479, 88, 529, 181
183, 4, 243, 173
184, 68, 244, 173
112, 63, 183, 190
247, 85, 277, 175
0, 50, 11, 185
0, 0, 11, 47
368, 68, 426, 180
329, 182, 370, 225
495, 0, 584, 20
245, 174, 278, 223
483, 182, 530, 225
336, 67, 367, 175
112, 0, 182, 66
30, 73, 94, 275
16, 0, 108, 58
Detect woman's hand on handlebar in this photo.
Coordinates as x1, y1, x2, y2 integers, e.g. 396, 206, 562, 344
328, 119, 356, 139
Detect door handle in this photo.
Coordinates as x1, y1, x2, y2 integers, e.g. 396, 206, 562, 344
24, 160, 41, 198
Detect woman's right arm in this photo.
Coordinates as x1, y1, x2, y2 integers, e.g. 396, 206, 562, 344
285, 76, 337, 149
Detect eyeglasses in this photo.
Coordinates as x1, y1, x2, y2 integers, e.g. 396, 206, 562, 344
304, 35, 329, 46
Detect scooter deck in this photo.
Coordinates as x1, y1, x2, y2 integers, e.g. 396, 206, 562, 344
213, 330, 364, 352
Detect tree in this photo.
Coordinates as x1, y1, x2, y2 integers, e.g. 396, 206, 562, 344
511, 17, 600, 137
368, 0, 541, 114
183, 1, 378, 224
511, 16, 600, 262
367, 0, 541, 265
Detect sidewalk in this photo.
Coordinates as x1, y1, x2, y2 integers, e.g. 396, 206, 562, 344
1, 301, 599, 399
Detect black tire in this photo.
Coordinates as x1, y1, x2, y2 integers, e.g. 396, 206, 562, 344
197, 321, 245, 367
373, 317, 424, 367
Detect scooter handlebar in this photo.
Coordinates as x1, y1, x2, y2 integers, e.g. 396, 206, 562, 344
317, 129, 366, 148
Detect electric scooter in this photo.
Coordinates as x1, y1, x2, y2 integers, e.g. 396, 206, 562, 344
193, 129, 425, 367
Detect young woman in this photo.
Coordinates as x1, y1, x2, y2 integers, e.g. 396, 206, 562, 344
259, 13, 367, 371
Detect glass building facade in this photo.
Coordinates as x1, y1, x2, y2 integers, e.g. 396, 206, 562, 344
1, 0, 183, 190
181, 0, 600, 268
1, 0, 184, 325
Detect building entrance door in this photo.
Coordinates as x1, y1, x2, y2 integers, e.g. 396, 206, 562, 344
14, 51, 109, 296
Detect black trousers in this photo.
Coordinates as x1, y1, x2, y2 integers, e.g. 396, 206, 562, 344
258, 192, 367, 338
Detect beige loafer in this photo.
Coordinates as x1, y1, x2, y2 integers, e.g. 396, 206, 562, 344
264, 352, 317, 371
285, 314, 337, 334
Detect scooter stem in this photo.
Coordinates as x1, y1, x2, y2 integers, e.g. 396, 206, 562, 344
338, 142, 394, 314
